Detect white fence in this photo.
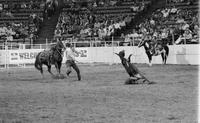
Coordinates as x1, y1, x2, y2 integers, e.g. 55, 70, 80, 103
0, 44, 199, 69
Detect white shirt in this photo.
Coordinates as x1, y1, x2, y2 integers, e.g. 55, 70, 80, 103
65, 48, 79, 61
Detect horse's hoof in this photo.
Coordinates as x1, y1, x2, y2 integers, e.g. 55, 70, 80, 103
59, 74, 65, 79
53, 74, 65, 79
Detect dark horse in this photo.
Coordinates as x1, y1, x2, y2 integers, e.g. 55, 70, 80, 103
138, 40, 169, 66
35, 40, 66, 78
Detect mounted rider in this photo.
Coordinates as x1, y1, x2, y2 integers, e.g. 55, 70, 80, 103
143, 34, 157, 55
146, 35, 165, 56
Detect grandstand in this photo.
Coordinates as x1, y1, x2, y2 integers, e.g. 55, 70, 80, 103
0, 0, 44, 49
0, 0, 200, 123
0, 0, 198, 48
0, 1, 198, 122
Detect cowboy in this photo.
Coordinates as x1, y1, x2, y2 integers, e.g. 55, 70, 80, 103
152, 39, 165, 56
65, 43, 81, 81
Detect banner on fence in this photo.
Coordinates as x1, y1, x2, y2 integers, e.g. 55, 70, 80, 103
8, 49, 43, 64
6, 48, 89, 64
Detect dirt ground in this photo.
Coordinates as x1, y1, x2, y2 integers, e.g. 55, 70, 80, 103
0, 64, 198, 123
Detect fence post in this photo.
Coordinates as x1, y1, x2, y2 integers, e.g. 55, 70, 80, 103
112, 36, 114, 47
30, 38, 33, 48
172, 33, 175, 45
46, 38, 48, 49
90, 41, 92, 47
184, 38, 186, 44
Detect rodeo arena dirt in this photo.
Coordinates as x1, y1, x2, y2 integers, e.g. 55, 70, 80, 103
0, 0, 199, 122
0, 42, 199, 123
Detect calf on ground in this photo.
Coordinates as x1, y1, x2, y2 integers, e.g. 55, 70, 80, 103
115, 50, 151, 84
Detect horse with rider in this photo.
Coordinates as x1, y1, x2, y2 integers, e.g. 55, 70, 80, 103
138, 34, 169, 66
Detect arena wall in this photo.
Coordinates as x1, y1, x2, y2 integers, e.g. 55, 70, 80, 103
83, 44, 199, 65
0, 44, 199, 66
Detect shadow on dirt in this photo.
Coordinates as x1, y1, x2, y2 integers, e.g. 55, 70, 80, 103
124, 80, 157, 85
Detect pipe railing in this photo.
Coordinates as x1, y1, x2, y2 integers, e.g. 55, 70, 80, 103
0, 35, 199, 50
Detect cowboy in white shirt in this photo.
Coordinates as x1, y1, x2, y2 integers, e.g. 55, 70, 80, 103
65, 43, 81, 81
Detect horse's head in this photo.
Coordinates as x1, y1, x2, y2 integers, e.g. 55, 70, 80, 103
138, 40, 146, 48
56, 40, 66, 52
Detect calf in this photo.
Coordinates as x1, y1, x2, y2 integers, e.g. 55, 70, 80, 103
115, 50, 151, 84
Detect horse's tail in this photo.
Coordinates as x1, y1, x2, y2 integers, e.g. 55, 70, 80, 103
35, 53, 42, 71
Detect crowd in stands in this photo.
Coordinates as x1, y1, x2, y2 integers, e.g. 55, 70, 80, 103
0, 0, 45, 15
123, 0, 199, 45
166, 0, 194, 4
0, 0, 198, 47
55, 0, 151, 42
0, 0, 47, 44
0, 23, 28, 43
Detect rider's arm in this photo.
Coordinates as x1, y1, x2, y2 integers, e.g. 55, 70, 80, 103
71, 47, 79, 54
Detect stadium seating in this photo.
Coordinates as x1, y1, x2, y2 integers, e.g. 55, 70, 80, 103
0, 0, 44, 46
55, 0, 152, 44
124, 0, 199, 45
0, 0, 198, 47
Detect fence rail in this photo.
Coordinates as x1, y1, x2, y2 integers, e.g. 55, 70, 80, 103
0, 35, 199, 50
0, 40, 139, 50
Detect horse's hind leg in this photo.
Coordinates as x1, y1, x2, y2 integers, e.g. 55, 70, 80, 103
147, 53, 152, 66
57, 62, 62, 75
161, 53, 166, 64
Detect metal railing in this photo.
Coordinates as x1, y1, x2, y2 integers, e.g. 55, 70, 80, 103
0, 38, 141, 50
0, 35, 199, 50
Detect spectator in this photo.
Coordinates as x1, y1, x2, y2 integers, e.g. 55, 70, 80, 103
175, 28, 192, 44
161, 8, 170, 18
3, 1, 9, 10
170, 6, 178, 14
182, 22, 190, 31
21, 2, 27, 9
182, 28, 193, 44
54, 28, 62, 40
5, 10, 13, 18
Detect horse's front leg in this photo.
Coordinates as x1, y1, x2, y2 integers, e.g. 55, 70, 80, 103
147, 52, 152, 66
55, 62, 62, 76
161, 52, 166, 65
57, 61, 62, 75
